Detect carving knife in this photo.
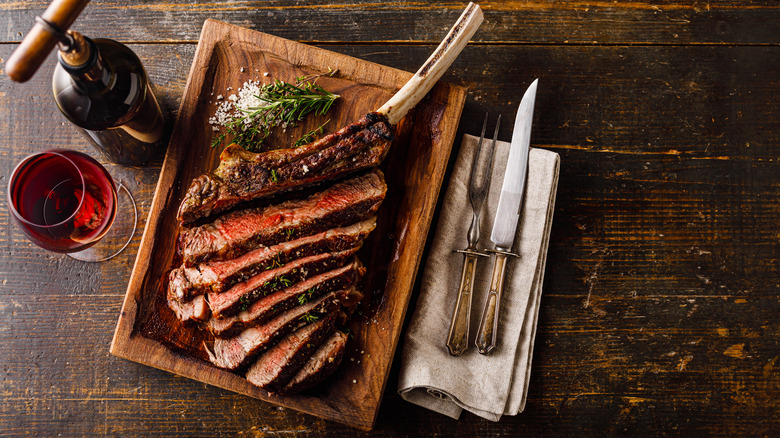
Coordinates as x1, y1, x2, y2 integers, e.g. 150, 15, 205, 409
475, 79, 538, 355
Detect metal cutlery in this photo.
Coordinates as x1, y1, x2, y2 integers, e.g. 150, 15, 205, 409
446, 113, 500, 356
475, 79, 538, 355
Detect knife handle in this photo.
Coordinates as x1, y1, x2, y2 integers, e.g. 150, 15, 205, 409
446, 252, 482, 356
476, 252, 509, 354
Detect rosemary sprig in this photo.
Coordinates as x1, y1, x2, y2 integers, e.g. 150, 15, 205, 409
212, 70, 339, 152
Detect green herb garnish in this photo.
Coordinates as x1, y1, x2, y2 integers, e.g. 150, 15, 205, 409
238, 295, 251, 311
212, 69, 339, 152
210, 133, 227, 149
264, 255, 283, 271
294, 119, 330, 147
300, 312, 320, 323
297, 287, 317, 305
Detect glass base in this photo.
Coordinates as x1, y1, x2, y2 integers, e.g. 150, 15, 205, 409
68, 182, 138, 262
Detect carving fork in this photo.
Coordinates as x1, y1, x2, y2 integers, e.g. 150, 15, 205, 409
446, 113, 500, 356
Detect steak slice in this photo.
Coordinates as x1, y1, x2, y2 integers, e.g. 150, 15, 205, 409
178, 169, 386, 266
207, 290, 344, 370
246, 311, 337, 392
207, 248, 358, 318
208, 260, 364, 338
177, 112, 393, 224
279, 330, 348, 395
167, 294, 210, 323
168, 217, 375, 301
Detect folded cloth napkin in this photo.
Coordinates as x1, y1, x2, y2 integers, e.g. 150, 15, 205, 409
397, 133, 560, 421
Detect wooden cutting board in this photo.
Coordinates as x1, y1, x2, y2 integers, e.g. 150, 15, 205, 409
110, 19, 467, 430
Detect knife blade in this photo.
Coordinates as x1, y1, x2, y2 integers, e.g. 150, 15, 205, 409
475, 79, 538, 354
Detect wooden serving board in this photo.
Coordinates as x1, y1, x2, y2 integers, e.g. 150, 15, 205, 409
110, 19, 467, 430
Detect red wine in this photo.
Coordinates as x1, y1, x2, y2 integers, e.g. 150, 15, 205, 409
8, 149, 117, 253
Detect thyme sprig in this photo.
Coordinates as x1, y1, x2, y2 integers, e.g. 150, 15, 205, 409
211, 69, 339, 152
294, 119, 330, 147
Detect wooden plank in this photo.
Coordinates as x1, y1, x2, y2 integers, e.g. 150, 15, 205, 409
0, 0, 779, 45
0, 291, 777, 435
1, 39, 778, 435
2, 43, 778, 158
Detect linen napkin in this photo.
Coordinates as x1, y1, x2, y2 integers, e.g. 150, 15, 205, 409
397, 133, 560, 421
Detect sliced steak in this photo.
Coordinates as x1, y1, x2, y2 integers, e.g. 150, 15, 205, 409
207, 290, 344, 370
208, 260, 364, 338
246, 311, 337, 392
177, 112, 393, 224
279, 330, 348, 395
168, 218, 375, 301
178, 169, 386, 266
167, 294, 210, 323
207, 248, 358, 318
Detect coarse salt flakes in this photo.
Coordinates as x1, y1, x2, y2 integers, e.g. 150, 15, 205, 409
211, 80, 271, 128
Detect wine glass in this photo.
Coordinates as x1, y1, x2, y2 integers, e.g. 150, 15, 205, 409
7, 148, 137, 262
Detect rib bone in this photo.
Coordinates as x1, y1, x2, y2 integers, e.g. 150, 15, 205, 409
377, 2, 484, 124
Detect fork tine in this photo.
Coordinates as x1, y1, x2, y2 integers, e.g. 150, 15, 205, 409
470, 114, 499, 202
470, 113, 490, 186
483, 114, 501, 190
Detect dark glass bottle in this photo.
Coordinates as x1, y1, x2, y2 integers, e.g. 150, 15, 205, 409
52, 31, 164, 167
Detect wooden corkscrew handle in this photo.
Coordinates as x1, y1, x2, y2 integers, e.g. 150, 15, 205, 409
4, 0, 90, 83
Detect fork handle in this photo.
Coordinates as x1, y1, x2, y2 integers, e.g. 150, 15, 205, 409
476, 253, 508, 354
446, 253, 480, 356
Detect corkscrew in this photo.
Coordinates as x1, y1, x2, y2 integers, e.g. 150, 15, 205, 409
5, 0, 90, 83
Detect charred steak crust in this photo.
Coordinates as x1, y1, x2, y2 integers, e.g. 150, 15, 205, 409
207, 290, 345, 370
280, 330, 348, 395
173, 115, 392, 391
167, 218, 376, 302
207, 247, 359, 318
207, 260, 364, 338
177, 112, 393, 224
178, 170, 387, 266
246, 312, 337, 392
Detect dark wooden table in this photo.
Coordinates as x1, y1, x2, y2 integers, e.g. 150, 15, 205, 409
1, 1, 778, 436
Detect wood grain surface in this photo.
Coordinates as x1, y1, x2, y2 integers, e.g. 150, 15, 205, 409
109, 19, 467, 430
1, 1, 778, 437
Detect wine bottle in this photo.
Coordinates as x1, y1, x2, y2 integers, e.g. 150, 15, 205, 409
52, 30, 165, 166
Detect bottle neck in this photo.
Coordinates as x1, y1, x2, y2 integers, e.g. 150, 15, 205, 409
58, 33, 110, 88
